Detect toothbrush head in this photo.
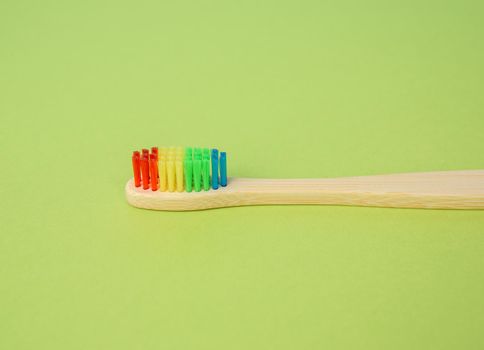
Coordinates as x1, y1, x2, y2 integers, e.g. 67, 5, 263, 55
131, 146, 227, 193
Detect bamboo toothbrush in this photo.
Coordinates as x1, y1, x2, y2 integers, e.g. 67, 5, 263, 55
125, 146, 484, 211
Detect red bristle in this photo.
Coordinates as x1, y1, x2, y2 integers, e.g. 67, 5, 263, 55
141, 149, 150, 183
151, 147, 159, 179
149, 153, 158, 191
140, 155, 150, 190
151, 147, 158, 160
132, 151, 141, 187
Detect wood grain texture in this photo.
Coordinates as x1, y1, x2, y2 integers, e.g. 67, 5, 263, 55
125, 170, 484, 211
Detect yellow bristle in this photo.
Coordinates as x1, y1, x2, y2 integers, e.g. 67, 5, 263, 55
158, 147, 167, 160
158, 158, 167, 192
167, 160, 176, 192
175, 159, 184, 192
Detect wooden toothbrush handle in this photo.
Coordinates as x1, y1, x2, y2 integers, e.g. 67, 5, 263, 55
125, 170, 484, 210
231, 170, 484, 209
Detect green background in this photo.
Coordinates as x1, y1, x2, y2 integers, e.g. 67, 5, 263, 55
1, 0, 484, 348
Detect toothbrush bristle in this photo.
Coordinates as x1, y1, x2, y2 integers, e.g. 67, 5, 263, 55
132, 146, 227, 193
151, 146, 158, 156
149, 153, 158, 191
211, 149, 219, 190
140, 153, 150, 190
132, 151, 141, 187
220, 152, 227, 187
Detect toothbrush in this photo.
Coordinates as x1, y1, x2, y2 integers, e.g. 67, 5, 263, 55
126, 146, 484, 211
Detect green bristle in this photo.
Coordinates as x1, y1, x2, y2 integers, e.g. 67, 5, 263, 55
193, 159, 202, 192
184, 158, 193, 192
202, 148, 210, 160
194, 148, 202, 160
185, 147, 193, 159
202, 158, 210, 190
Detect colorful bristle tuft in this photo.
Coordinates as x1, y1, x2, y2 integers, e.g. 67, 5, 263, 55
131, 146, 227, 192
132, 151, 141, 187
193, 158, 202, 192
149, 153, 158, 191
220, 152, 227, 187
140, 153, 150, 190
211, 149, 219, 190
184, 157, 193, 192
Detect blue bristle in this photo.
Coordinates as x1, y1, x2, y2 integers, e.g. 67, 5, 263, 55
211, 149, 219, 190
220, 152, 227, 186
